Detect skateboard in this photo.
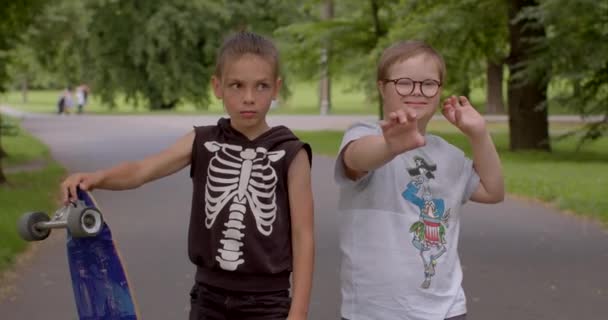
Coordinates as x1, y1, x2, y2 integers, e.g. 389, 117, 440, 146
18, 189, 140, 320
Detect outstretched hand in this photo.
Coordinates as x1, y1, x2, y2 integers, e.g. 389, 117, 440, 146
60, 172, 103, 204
379, 108, 425, 156
442, 96, 487, 138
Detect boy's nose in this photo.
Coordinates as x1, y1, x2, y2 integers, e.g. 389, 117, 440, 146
412, 83, 423, 96
243, 88, 255, 104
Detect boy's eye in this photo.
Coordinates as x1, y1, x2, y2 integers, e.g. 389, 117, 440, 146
229, 82, 241, 89
256, 83, 270, 91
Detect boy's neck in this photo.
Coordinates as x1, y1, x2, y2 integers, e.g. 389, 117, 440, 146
231, 121, 271, 141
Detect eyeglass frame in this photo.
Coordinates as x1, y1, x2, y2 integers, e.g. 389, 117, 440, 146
382, 77, 442, 98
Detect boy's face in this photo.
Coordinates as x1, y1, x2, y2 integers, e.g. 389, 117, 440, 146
378, 54, 442, 132
212, 53, 281, 132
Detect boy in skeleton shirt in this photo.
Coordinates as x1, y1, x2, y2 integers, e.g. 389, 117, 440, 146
334, 41, 504, 320
61, 32, 314, 320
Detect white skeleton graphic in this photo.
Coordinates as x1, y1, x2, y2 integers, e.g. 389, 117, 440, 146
204, 141, 285, 271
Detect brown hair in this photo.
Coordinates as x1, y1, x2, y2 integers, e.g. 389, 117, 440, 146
377, 41, 446, 83
214, 31, 280, 78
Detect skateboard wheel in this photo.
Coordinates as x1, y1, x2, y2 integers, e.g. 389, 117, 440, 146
68, 207, 103, 238
17, 212, 51, 241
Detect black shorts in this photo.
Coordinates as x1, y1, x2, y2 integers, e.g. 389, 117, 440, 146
189, 282, 291, 320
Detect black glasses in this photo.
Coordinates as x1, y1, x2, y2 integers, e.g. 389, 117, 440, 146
384, 77, 442, 98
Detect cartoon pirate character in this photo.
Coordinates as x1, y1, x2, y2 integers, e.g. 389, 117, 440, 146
402, 156, 451, 289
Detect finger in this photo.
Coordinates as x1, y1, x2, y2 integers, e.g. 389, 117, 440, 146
442, 105, 456, 123
454, 106, 463, 124
453, 95, 462, 107
459, 96, 470, 107
396, 109, 408, 124
380, 119, 394, 131
69, 179, 79, 202
61, 181, 69, 204
389, 112, 398, 121
405, 108, 417, 121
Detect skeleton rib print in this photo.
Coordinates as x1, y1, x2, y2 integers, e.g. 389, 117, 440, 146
203, 141, 285, 271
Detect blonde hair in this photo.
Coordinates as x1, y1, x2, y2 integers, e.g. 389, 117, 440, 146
214, 31, 280, 78
377, 41, 446, 83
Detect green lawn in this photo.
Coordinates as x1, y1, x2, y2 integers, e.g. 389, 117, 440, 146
0, 120, 66, 272
295, 126, 608, 225
0, 81, 506, 114
0, 80, 578, 115
0, 81, 378, 115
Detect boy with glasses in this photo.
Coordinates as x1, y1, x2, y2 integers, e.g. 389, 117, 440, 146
334, 41, 504, 320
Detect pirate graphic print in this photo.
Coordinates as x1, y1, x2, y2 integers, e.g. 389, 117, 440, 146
402, 155, 451, 289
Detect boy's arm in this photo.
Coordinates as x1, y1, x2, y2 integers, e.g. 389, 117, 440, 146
343, 109, 424, 180
342, 135, 396, 180
469, 132, 505, 203
442, 96, 504, 204
287, 149, 314, 319
62, 130, 195, 202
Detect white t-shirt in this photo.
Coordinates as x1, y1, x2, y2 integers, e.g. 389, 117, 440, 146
335, 121, 480, 320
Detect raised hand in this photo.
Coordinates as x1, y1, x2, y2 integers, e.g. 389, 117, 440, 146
442, 96, 487, 138
380, 108, 426, 156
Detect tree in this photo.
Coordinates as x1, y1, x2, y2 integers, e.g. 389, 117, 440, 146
0, 0, 46, 184
276, 0, 393, 118
521, 0, 608, 145
507, 0, 550, 151
83, 0, 229, 110
319, 0, 334, 115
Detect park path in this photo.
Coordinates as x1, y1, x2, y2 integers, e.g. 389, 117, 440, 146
0, 108, 606, 319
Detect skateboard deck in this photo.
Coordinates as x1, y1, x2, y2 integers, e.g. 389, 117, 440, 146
66, 189, 139, 320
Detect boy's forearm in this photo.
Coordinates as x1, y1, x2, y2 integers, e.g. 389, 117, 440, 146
344, 135, 396, 173
289, 228, 314, 318
97, 161, 145, 190
469, 132, 504, 200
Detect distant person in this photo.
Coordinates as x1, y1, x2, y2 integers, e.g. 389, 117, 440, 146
57, 87, 74, 115
76, 84, 89, 114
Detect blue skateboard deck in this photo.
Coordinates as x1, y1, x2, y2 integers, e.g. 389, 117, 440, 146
66, 189, 139, 320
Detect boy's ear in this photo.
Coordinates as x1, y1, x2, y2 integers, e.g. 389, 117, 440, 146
377, 80, 386, 100
273, 77, 283, 99
211, 76, 222, 99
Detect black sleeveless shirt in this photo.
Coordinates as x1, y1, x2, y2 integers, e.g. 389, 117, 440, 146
189, 118, 311, 292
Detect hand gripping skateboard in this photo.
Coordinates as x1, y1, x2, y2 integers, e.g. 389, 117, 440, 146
18, 189, 140, 320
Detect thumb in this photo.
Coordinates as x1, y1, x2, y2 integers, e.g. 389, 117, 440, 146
406, 108, 417, 121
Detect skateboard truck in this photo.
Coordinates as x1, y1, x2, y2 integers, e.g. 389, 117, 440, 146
18, 200, 104, 241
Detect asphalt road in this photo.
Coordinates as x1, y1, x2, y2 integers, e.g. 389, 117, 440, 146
0, 113, 606, 319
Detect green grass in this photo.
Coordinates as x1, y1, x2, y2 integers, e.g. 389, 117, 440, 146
294, 125, 608, 225
2, 125, 51, 167
0, 120, 66, 272
0, 80, 377, 115
0, 79, 581, 115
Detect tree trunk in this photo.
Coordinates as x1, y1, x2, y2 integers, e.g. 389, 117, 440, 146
21, 77, 28, 104
486, 60, 505, 114
319, 0, 333, 115
370, 0, 386, 120
507, 0, 550, 151
0, 114, 6, 184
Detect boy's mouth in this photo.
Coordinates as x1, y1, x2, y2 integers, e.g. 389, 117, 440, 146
404, 101, 428, 108
240, 110, 257, 118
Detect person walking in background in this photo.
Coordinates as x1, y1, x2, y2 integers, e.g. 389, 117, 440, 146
57, 86, 74, 115
76, 84, 89, 114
